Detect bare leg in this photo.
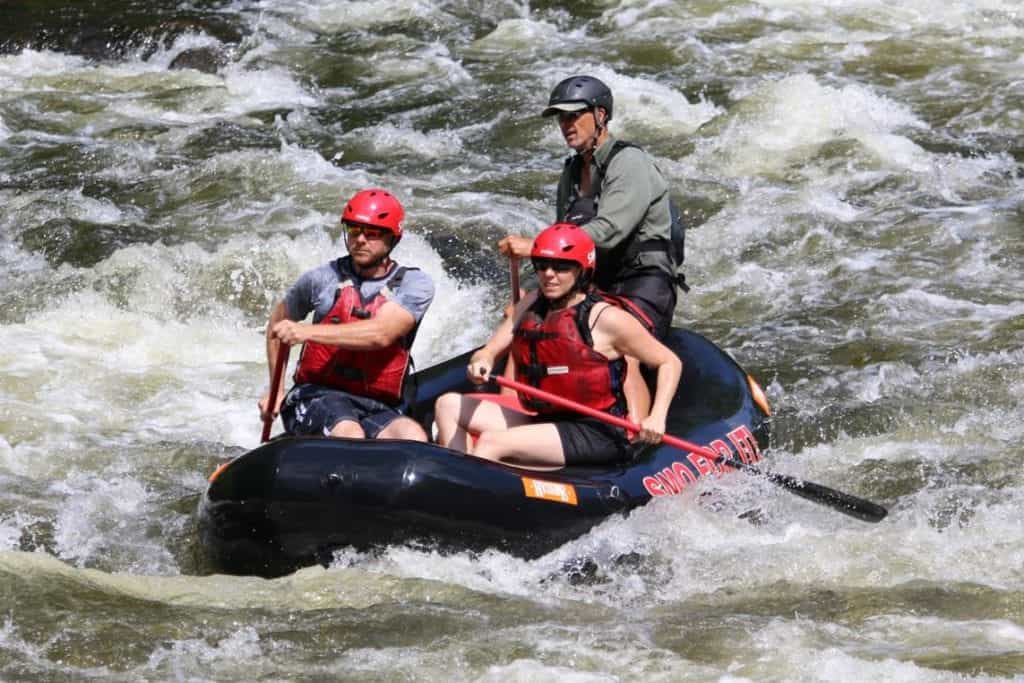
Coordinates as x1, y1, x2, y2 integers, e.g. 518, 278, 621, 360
434, 392, 474, 451
473, 422, 566, 470
377, 416, 428, 442
434, 393, 533, 453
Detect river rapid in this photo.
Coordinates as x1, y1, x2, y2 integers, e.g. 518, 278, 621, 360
1, 1, 1022, 680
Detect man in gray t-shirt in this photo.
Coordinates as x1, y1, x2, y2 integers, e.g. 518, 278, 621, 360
258, 189, 435, 441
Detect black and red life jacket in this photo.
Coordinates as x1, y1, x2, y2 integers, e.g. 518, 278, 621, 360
593, 290, 655, 335
293, 264, 416, 405
511, 292, 628, 415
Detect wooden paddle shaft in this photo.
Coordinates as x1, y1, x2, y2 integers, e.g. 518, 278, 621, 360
261, 343, 290, 443
509, 256, 520, 304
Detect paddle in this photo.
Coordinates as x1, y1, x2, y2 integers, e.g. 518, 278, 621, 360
492, 375, 888, 523
261, 343, 290, 443
509, 255, 521, 304
498, 256, 522, 395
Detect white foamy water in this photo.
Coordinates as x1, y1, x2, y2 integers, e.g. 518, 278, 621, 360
0, 0, 1022, 680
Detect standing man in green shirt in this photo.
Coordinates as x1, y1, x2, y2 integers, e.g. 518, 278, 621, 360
499, 74, 683, 340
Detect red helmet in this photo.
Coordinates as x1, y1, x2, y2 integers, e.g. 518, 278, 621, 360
531, 223, 596, 273
342, 188, 405, 241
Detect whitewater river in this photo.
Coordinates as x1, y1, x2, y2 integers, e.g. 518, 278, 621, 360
1, 1, 1022, 680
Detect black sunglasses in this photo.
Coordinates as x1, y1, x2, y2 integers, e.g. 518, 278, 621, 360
557, 110, 588, 123
531, 258, 577, 273
344, 223, 388, 240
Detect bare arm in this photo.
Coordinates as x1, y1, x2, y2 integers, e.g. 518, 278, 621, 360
467, 290, 539, 383
593, 307, 682, 439
271, 300, 416, 351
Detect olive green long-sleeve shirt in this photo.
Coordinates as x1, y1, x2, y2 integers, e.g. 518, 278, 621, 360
555, 133, 673, 278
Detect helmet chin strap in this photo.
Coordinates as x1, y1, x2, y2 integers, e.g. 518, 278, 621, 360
369, 241, 398, 271
366, 253, 392, 271
581, 107, 606, 156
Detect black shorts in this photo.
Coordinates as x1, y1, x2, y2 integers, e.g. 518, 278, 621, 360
608, 270, 677, 340
553, 415, 634, 466
281, 384, 404, 438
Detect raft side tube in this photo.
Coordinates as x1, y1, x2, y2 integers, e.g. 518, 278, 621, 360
198, 327, 771, 575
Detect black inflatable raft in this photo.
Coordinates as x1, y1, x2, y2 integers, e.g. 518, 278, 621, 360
197, 328, 771, 576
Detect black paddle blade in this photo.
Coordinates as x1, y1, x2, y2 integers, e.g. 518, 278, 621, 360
725, 458, 889, 523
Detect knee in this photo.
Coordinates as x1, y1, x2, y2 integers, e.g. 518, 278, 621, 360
381, 418, 428, 442
434, 392, 460, 421
329, 420, 364, 439
472, 432, 506, 462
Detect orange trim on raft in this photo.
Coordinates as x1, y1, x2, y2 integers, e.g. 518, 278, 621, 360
208, 460, 232, 484
747, 374, 771, 417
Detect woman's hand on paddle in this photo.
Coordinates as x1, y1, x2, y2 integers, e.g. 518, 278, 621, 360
633, 414, 666, 444
467, 351, 493, 384
498, 234, 533, 258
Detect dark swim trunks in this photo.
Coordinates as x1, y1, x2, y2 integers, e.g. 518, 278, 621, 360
552, 414, 635, 466
281, 384, 404, 438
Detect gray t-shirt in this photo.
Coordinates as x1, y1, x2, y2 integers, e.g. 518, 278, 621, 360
285, 256, 434, 324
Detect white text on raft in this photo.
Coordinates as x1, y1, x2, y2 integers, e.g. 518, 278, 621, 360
642, 425, 763, 497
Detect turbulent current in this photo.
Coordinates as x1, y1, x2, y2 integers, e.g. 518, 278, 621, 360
1, 1, 1022, 680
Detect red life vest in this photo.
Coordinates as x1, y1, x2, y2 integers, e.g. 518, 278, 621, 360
512, 292, 627, 415
293, 265, 415, 405
594, 290, 654, 334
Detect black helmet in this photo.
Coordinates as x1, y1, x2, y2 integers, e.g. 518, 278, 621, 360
541, 75, 613, 121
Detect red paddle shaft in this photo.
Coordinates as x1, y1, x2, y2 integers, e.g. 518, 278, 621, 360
492, 374, 888, 523
261, 343, 290, 443
493, 375, 710, 456
509, 256, 520, 304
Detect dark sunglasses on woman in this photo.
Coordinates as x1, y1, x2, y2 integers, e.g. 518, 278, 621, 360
531, 258, 577, 273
